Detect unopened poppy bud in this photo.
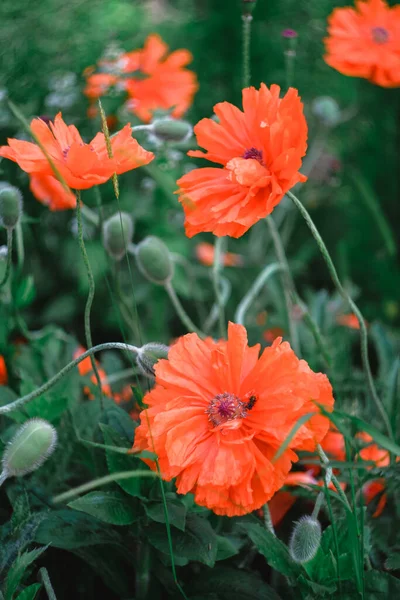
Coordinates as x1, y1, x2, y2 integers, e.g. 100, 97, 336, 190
102, 212, 134, 260
242, 0, 257, 16
312, 97, 341, 128
289, 516, 322, 564
151, 118, 193, 144
0, 185, 23, 230
136, 343, 169, 378
2, 418, 57, 478
135, 236, 174, 285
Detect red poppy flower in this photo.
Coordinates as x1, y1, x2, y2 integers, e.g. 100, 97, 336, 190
84, 34, 198, 123
133, 322, 333, 516
336, 313, 365, 330
358, 432, 390, 517
0, 114, 154, 190
195, 242, 243, 267
176, 84, 308, 238
30, 174, 77, 211
324, 0, 400, 87
0, 355, 7, 386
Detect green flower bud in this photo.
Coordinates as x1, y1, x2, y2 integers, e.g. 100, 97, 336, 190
102, 212, 134, 261
136, 343, 169, 378
289, 516, 322, 564
2, 418, 58, 478
0, 185, 23, 230
312, 97, 341, 128
151, 118, 192, 143
135, 236, 174, 285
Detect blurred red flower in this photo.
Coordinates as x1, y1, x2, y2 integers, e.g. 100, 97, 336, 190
195, 242, 243, 267
0, 355, 8, 386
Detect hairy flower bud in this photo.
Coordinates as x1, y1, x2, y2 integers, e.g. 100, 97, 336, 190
2, 418, 58, 478
312, 97, 341, 128
102, 212, 134, 260
0, 185, 23, 230
135, 236, 174, 285
289, 516, 322, 564
136, 343, 169, 378
151, 118, 193, 143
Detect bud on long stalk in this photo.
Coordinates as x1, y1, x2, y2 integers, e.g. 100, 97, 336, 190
136, 343, 169, 378
135, 236, 174, 285
102, 212, 134, 260
0, 185, 23, 230
289, 516, 322, 564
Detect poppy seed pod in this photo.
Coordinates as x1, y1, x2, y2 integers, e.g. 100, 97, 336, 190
151, 118, 193, 144
312, 97, 341, 128
135, 236, 174, 285
136, 343, 169, 378
0, 185, 23, 230
2, 418, 58, 478
102, 212, 134, 260
289, 516, 322, 564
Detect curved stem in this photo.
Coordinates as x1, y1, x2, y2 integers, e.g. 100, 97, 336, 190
0, 342, 139, 415
76, 191, 104, 406
15, 222, 24, 272
0, 228, 13, 288
317, 444, 352, 511
0, 470, 8, 488
81, 204, 100, 227
235, 263, 282, 325
213, 237, 226, 338
204, 277, 231, 333
288, 190, 392, 439
39, 567, 58, 600
242, 15, 253, 88
311, 492, 324, 520
266, 217, 300, 355
164, 280, 205, 338
263, 503, 276, 536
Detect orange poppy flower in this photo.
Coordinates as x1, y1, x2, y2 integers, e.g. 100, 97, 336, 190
133, 322, 333, 516
358, 432, 390, 517
73, 345, 112, 399
176, 84, 307, 238
84, 34, 198, 123
324, 0, 400, 88
0, 113, 154, 190
30, 174, 76, 211
336, 313, 365, 330
195, 242, 243, 267
0, 355, 8, 385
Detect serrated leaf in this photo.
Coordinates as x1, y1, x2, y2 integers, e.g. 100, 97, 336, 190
189, 566, 283, 600
241, 522, 303, 578
365, 569, 400, 596
100, 424, 142, 497
144, 495, 187, 531
68, 490, 137, 526
14, 584, 42, 600
5, 546, 47, 600
147, 514, 218, 567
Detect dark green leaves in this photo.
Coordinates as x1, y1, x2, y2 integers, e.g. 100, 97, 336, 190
68, 490, 137, 526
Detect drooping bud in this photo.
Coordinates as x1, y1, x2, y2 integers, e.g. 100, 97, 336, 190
136, 343, 169, 378
2, 418, 58, 478
312, 97, 341, 128
242, 0, 257, 16
289, 516, 322, 564
102, 212, 134, 260
135, 236, 174, 285
151, 118, 193, 144
0, 185, 23, 230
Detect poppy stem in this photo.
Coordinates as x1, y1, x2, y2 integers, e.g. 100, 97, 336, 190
164, 280, 206, 338
242, 14, 252, 88
15, 221, 24, 272
213, 237, 226, 338
311, 491, 325, 520
0, 342, 140, 415
39, 567, 58, 600
0, 228, 13, 288
262, 503, 276, 535
288, 190, 393, 440
317, 444, 352, 511
234, 262, 282, 326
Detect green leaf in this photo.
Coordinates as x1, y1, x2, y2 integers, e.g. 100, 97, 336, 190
100, 400, 135, 442
13, 275, 35, 309
241, 522, 303, 578
35, 509, 121, 550
215, 535, 239, 561
370, 322, 397, 379
365, 570, 400, 597
144, 495, 187, 531
14, 584, 42, 600
100, 424, 143, 497
385, 552, 400, 571
147, 514, 218, 567
189, 566, 283, 600
5, 546, 47, 600
68, 490, 137, 525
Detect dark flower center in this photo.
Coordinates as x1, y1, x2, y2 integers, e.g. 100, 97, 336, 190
371, 27, 389, 44
243, 147, 264, 164
206, 391, 258, 427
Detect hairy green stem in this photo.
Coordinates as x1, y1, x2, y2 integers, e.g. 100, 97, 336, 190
76, 191, 104, 406
311, 492, 324, 520
15, 221, 24, 272
242, 15, 252, 88
235, 263, 282, 325
0, 228, 13, 288
317, 444, 352, 511
288, 190, 392, 439
263, 503, 276, 536
39, 567, 58, 600
204, 277, 231, 333
213, 237, 226, 338
0, 342, 139, 415
165, 280, 205, 338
